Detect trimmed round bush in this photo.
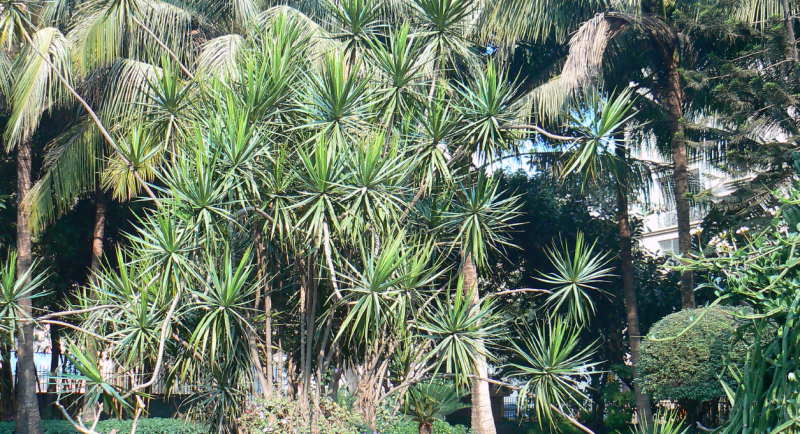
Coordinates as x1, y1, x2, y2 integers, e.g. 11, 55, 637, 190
638, 306, 748, 402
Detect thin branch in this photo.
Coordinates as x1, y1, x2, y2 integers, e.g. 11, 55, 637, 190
508, 124, 579, 142
131, 14, 194, 79
123, 291, 181, 397
322, 222, 343, 300
487, 288, 553, 297
37, 305, 115, 320
39, 320, 114, 344
55, 401, 101, 434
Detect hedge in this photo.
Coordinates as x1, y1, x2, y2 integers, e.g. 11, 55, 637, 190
0, 418, 207, 434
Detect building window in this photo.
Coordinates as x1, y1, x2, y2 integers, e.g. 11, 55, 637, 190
658, 238, 680, 253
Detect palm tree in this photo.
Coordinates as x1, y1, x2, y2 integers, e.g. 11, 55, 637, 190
1, 2, 74, 430
403, 381, 468, 434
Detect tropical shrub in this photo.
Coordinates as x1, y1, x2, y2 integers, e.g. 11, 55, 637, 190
685, 189, 800, 433
238, 396, 365, 433
638, 306, 748, 402
381, 419, 471, 434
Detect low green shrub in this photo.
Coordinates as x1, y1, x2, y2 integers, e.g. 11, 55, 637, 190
239, 396, 365, 433
381, 419, 470, 434
0, 418, 206, 434
638, 306, 749, 402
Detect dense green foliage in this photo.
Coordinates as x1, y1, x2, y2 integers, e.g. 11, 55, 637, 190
687, 188, 800, 433
0, 0, 798, 432
638, 306, 748, 402
0, 418, 207, 434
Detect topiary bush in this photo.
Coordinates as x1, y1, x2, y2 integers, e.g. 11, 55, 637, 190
0, 418, 207, 434
637, 306, 748, 402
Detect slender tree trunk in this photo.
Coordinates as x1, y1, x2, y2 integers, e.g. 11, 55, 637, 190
782, 0, 798, 62
264, 292, 273, 398
615, 143, 653, 426
1, 343, 14, 420
15, 141, 42, 434
462, 254, 496, 434
81, 191, 106, 422
254, 238, 273, 398
43, 324, 61, 419
663, 49, 695, 308
89, 191, 107, 274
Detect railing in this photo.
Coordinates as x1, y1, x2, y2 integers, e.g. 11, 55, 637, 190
9, 352, 199, 395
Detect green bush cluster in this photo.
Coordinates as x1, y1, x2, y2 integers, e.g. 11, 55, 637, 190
638, 306, 748, 402
239, 396, 365, 433
381, 419, 471, 434
0, 418, 207, 434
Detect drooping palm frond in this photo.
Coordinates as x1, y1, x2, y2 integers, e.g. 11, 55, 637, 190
256, 5, 335, 58
0, 51, 11, 101
69, 0, 195, 74
91, 58, 161, 124
0, 0, 36, 50
25, 121, 101, 232
477, 0, 606, 47
528, 13, 626, 121
196, 34, 245, 80
733, 0, 794, 30
3, 26, 72, 150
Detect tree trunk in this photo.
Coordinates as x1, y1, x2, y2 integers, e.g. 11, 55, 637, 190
81, 192, 107, 422
663, 49, 695, 309
419, 421, 433, 434
615, 144, 653, 426
15, 141, 43, 434
1, 343, 14, 420
462, 254, 496, 434
43, 325, 61, 419
782, 0, 798, 62
89, 191, 107, 275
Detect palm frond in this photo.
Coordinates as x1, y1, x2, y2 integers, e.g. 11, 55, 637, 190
196, 34, 245, 80
529, 13, 626, 121
25, 120, 102, 232
3, 27, 72, 151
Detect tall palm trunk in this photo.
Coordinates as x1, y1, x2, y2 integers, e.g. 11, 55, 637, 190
90, 191, 107, 274
80, 191, 107, 422
615, 144, 652, 426
662, 47, 695, 308
462, 253, 496, 434
15, 141, 42, 434
782, 0, 798, 62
